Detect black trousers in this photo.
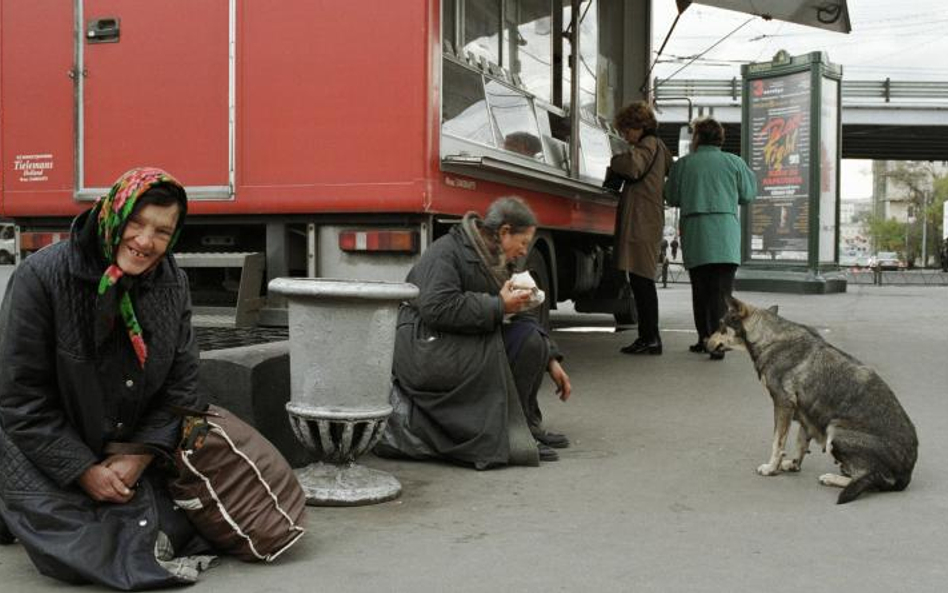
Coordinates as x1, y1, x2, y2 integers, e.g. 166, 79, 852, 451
629, 272, 659, 342
503, 321, 550, 433
688, 263, 738, 342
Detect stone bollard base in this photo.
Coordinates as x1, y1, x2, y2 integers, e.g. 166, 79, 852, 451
295, 462, 401, 506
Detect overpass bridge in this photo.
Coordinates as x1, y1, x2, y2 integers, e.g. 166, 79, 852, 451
652, 79, 948, 161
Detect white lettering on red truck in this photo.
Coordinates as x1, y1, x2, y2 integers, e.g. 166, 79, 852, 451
14, 154, 54, 183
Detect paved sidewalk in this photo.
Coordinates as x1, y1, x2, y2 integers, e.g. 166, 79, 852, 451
1, 282, 946, 592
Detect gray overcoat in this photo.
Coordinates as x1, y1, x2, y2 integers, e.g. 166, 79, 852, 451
385, 225, 539, 469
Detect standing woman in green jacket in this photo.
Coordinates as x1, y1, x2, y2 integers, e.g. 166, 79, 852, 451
664, 118, 757, 360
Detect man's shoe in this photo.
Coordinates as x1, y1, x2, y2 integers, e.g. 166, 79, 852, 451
533, 430, 570, 449
689, 341, 707, 353
620, 338, 662, 355
708, 348, 725, 360
537, 442, 560, 462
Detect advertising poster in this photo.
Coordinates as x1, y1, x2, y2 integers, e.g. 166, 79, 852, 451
747, 71, 811, 261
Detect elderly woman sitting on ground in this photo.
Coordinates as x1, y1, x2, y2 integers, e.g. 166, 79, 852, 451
0, 168, 218, 589
377, 196, 572, 469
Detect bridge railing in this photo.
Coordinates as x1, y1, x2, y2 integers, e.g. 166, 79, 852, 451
654, 78, 948, 104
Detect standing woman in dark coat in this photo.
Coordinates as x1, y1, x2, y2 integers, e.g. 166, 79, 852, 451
378, 197, 572, 469
0, 167, 215, 589
610, 101, 673, 355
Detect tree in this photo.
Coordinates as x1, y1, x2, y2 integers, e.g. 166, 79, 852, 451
865, 214, 906, 255
883, 162, 946, 267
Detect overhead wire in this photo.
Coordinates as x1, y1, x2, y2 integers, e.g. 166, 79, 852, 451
648, 16, 756, 95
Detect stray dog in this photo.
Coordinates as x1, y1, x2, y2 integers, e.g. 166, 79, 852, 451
706, 297, 918, 504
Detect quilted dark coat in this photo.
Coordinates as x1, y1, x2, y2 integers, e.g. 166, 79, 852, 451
0, 211, 206, 590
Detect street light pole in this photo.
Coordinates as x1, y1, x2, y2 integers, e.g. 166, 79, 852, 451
921, 190, 929, 267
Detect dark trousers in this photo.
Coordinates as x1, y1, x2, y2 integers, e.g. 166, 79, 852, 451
629, 272, 659, 342
688, 263, 738, 342
503, 320, 550, 433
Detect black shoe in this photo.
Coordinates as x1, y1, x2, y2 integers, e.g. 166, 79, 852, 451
620, 338, 662, 355
533, 429, 570, 449
537, 442, 560, 462
708, 348, 725, 360
689, 341, 707, 353
0, 515, 15, 545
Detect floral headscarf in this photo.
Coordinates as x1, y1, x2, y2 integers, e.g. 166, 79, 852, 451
94, 167, 187, 367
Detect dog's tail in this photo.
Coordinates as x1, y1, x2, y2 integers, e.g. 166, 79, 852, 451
837, 472, 884, 505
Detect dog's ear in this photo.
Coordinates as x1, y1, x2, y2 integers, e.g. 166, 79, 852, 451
768, 305, 779, 314
727, 295, 751, 318
725, 294, 739, 311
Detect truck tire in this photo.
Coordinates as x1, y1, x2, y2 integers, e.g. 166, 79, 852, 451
0, 251, 13, 265
525, 248, 551, 331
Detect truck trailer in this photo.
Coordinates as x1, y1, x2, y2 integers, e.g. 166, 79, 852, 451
0, 0, 850, 326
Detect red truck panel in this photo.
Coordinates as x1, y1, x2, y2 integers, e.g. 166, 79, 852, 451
1, 1, 615, 235
1, 0, 75, 217
235, 1, 431, 213
82, 0, 229, 188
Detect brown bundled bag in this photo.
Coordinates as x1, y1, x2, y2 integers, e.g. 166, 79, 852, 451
168, 404, 306, 562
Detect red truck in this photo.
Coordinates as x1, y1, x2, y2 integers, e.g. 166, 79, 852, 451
0, 1, 848, 325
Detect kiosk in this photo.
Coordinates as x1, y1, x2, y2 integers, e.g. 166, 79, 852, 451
736, 50, 847, 294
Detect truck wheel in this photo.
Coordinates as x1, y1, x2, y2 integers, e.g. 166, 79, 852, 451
525, 248, 551, 330
0, 252, 13, 265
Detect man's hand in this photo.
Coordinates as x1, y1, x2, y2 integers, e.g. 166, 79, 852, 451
103, 453, 154, 489
548, 359, 572, 402
500, 279, 532, 314
77, 464, 135, 504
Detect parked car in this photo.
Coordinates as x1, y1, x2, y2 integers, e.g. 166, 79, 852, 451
839, 249, 863, 267
868, 251, 905, 270
0, 223, 15, 265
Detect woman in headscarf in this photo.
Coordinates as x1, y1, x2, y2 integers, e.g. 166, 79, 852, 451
0, 167, 215, 589
377, 197, 572, 469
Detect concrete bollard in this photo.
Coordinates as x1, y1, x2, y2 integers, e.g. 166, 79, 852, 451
198, 341, 311, 468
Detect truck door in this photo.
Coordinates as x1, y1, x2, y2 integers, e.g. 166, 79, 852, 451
78, 0, 232, 199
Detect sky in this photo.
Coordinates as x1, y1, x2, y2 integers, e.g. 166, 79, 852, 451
649, 0, 948, 200
650, 0, 948, 81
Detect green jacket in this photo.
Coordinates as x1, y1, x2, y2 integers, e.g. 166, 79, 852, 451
664, 146, 757, 269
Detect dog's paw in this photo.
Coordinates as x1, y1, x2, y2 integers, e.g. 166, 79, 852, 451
819, 473, 851, 488
780, 459, 801, 472
757, 463, 780, 476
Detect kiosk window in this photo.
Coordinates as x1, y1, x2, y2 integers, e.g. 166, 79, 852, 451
485, 79, 545, 162
579, 120, 611, 182
462, 0, 502, 65
504, 0, 553, 102
609, 135, 629, 156
442, 60, 496, 147
561, 0, 598, 113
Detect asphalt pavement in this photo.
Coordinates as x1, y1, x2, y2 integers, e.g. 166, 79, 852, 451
1, 264, 946, 592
